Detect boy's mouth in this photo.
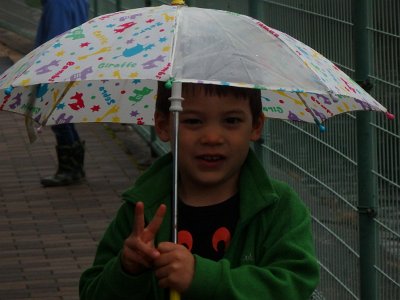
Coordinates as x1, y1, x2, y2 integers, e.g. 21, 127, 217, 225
197, 155, 225, 162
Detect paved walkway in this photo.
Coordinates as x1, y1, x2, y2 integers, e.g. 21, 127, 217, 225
0, 115, 153, 300
0, 35, 155, 299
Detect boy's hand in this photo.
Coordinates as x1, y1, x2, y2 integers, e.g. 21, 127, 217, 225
121, 202, 166, 275
154, 242, 195, 293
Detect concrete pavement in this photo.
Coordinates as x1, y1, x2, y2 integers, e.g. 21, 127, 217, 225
0, 115, 154, 300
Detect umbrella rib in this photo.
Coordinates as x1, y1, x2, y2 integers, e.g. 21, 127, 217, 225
25, 85, 41, 143
296, 92, 325, 131
42, 81, 75, 125
216, 17, 258, 84
249, 20, 337, 96
188, 13, 257, 84
168, 6, 182, 80
268, 31, 336, 95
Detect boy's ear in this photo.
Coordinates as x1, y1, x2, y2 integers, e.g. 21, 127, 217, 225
154, 111, 171, 142
250, 114, 265, 141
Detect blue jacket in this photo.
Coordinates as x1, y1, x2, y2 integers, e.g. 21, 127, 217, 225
35, 0, 89, 46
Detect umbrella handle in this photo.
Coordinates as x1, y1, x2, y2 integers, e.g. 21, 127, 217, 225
168, 81, 183, 300
170, 289, 181, 300
171, 0, 185, 5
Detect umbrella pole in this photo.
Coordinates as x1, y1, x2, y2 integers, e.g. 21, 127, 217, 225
168, 82, 183, 300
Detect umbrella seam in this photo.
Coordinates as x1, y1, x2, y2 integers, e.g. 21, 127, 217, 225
168, 6, 182, 81
241, 16, 380, 122
245, 15, 335, 95
243, 15, 367, 103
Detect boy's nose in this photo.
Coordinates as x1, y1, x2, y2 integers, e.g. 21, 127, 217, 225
199, 127, 224, 144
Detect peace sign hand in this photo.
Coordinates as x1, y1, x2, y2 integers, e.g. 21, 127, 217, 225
121, 202, 167, 275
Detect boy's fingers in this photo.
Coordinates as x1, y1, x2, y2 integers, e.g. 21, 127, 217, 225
157, 241, 178, 253
146, 204, 167, 235
133, 202, 145, 236
125, 249, 151, 268
122, 244, 157, 274
125, 237, 160, 260
153, 243, 186, 268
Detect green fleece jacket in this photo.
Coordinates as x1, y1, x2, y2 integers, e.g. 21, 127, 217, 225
79, 150, 319, 299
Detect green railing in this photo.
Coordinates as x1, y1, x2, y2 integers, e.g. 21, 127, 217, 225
2, 1, 399, 299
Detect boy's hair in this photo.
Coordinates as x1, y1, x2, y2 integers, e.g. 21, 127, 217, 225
156, 82, 262, 124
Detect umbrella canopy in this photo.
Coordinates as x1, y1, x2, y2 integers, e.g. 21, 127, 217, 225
0, 4, 393, 129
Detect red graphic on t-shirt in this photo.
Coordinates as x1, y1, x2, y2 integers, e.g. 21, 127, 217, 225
178, 230, 193, 251
178, 227, 231, 254
212, 227, 231, 252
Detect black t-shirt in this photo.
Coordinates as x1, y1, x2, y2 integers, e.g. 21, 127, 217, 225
177, 194, 239, 261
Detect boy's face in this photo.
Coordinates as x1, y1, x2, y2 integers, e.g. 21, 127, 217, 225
155, 86, 264, 195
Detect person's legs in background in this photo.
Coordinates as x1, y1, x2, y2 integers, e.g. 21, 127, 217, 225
40, 123, 85, 187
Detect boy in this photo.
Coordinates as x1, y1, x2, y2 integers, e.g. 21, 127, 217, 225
79, 82, 319, 299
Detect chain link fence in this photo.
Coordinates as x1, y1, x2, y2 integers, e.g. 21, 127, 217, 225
258, 1, 399, 299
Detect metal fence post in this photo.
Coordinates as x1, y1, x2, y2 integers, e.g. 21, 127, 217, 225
353, 0, 377, 299
248, 0, 266, 166
248, 0, 259, 19
93, 0, 98, 16
116, 0, 122, 11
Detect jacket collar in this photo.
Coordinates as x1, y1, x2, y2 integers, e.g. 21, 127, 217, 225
238, 149, 279, 225
122, 149, 279, 232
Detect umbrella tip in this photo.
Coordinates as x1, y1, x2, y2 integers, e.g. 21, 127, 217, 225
313, 118, 326, 133
171, 0, 185, 5
5, 85, 14, 95
165, 78, 174, 89
386, 112, 395, 120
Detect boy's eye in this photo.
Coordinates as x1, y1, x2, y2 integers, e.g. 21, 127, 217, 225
225, 117, 242, 124
182, 118, 202, 125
